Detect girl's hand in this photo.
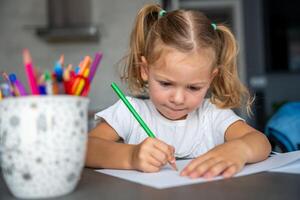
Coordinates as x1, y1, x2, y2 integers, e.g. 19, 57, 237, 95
180, 139, 250, 179
131, 138, 176, 172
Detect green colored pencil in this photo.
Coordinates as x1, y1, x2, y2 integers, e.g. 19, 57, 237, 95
111, 82, 156, 138
111, 82, 178, 171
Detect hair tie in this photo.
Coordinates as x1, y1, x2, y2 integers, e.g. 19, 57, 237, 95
211, 23, 217, 30
159, 10, 167, 17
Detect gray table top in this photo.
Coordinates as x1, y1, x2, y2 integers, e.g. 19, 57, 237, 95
1, 168, 300, 200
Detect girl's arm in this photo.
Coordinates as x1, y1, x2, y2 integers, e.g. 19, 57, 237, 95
224, 120, 272, 163
85, 121, 176, 172
180, 120, 271, 178
85, 121, 135, 169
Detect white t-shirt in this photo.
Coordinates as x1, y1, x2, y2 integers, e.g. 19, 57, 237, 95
95, 97, 243, 158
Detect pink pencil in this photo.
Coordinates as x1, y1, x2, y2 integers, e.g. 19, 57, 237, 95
23, 49, 39, 95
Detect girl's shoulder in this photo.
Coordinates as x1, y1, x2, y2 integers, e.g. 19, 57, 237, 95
197, 98, 236, 117
199, 98, 218, 112
117, 96, 154, 117
106, 96, 150, 108
126, 96, 152, 109
94, 96, 152, 127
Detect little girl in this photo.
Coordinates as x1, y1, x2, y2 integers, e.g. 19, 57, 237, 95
86, 4, 271, 179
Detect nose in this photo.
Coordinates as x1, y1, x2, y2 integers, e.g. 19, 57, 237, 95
170, 89, 185, 105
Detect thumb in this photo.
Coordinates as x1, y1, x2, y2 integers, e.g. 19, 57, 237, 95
168, 145, 176, 161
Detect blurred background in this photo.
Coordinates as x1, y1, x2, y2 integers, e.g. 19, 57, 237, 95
0, 0, 300, 136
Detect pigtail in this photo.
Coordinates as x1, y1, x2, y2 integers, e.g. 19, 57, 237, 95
210, 25, 253, 114
121, 4, 162, 95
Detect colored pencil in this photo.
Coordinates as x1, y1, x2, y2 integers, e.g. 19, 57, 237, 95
23, 49, 39, 95
111, 82, 177, 170
81, 52, 103, 96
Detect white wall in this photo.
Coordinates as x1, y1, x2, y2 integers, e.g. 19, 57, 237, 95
0, 0, 158, 112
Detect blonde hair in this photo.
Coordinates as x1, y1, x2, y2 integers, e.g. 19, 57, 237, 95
121, 4, 252, 112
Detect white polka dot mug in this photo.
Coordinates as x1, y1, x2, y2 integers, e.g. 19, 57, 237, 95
0, 96, 89, 199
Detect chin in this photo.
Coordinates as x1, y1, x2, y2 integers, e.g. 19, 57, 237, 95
163, 112, 187, 120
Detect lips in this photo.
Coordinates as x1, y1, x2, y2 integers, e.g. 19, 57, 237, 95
165, 106, 186, 112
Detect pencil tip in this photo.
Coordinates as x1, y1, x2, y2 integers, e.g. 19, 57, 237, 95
59, 55, 64, 65
23, 48, 32, 65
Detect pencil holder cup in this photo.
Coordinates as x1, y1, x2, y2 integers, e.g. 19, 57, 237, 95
0, 96, 89, 199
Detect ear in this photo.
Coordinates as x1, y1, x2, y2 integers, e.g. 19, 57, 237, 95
210, 68, 219, 82
140, 56, 149, 82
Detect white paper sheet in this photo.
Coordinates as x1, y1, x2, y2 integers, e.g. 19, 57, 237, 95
95, 150, 300, 189
269, 159, 300, 174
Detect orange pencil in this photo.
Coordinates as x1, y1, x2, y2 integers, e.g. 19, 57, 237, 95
71, 56, 91, 94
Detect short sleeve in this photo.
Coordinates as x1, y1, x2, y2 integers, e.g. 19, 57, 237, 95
94, 99, 134, 141
210, 106, 244, 144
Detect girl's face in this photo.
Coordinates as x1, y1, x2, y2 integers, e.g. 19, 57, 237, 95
141, 47, 217, 121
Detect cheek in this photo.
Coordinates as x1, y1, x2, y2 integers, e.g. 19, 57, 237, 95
148, 82, 165, 101
190, 96, 203, 108
188, 90, 208, 107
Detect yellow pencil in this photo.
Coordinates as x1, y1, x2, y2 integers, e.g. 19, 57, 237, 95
0, 90, 3, 100
63, 64, 72, 81
74, 67, 90, 95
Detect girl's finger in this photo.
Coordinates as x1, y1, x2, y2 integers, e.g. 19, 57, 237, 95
153, 140, 175, 162
222, 164, 239, 178
140, 161, 160, 173
150, 148, 168, 165
148, 153, 165, 168
180, 155, 216, 176
168, 145, 176, 161
203, 161, 231, 179
152, 139, 169, 152
186, 157, 220, 178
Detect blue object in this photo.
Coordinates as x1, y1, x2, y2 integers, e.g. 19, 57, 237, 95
75, 66, 80, 75
54, 62, 63, 82
265, 102, 300, 152
38, 85, 47, 95
8, 73, 17, 83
